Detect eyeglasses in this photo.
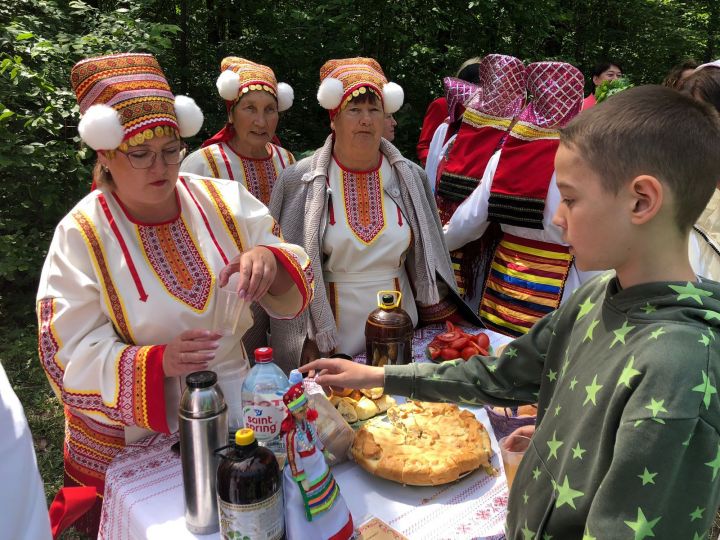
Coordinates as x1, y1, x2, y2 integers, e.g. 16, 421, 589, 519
120, 144, 187, 169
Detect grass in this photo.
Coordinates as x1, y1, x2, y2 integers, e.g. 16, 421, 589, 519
1, 292, 718, 540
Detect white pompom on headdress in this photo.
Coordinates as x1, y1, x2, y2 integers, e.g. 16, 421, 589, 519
174, 95, 204, 137
277, 82, 294, 112
78, 104, 125, 150
382, 82, 404, 113
216, 69, 242, 101
317, 77, 344, 110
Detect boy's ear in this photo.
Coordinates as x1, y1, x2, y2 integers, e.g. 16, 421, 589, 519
629, 175, 663, 225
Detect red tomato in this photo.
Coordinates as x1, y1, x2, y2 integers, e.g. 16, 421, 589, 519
460, 346, 476, 361
474, 332, 490, 350
436, 332, 460, 343
446, 321, 456, 333
427, 346, 441, 360
477, 347, 489, 356
440, 347, 460, 360
449, 337, 469, 350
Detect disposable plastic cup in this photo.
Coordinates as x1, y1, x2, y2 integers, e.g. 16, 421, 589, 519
499, 434, 531, 491
213, 285, 249, 335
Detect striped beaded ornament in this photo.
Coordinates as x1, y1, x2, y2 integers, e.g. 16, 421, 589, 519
317, 57, 404, 117
71, 52, 203, 150
215, 56, 294, 112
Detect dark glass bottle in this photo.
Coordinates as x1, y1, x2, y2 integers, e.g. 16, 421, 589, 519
365, 290, 414, 366
215, 428, 284, 540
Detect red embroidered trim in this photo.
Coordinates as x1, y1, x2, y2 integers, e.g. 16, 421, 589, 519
240, 155, 278, 205
262, 245, 313, 317
340, 163, 385, 244
98, 195, 148, 302
38, 298, 63, 391
140, 345, 169, 433
138, 219, 212, 311
328, 515, 354, 540
202, 179, 244, 252
179, 177, 228, 265
217, 144, 235, 180
202, 147, 220, 178
275, 144, 286, 168
328, 197, 335, 225
72, 210, 134, 342
59, 345, 137, 424
64, 410, 126, 494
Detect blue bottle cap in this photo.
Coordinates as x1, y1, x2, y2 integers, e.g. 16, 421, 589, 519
288, 369, 303, 385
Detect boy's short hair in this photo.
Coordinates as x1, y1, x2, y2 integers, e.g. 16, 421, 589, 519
560, 85, 720, 232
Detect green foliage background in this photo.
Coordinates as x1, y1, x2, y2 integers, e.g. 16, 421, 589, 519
0, 0, 719, 536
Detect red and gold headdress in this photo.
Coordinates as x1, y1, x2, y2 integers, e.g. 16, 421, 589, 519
215, 57, 293, 112
317, 57, 403, 118
71, 53, 203, 151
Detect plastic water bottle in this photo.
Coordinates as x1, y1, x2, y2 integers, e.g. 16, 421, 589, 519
241, 348, 289, 459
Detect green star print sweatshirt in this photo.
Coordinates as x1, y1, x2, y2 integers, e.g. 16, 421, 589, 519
384, 273, 720, 539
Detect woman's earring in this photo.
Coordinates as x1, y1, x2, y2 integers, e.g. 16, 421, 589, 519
102, 165, 109, 173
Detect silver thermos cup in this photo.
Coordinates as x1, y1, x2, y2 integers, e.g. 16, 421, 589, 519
179, 370, 228, 534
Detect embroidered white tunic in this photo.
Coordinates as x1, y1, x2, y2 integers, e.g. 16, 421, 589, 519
36, 175, 313, 498
322, 156, 415, 356
181, 142, 295, 206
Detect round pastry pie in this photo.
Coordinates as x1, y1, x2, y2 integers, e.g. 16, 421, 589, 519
351, 401, 495, 485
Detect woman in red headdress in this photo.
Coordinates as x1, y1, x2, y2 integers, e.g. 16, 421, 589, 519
281, 383, 353, 540
181, 57, 295, 206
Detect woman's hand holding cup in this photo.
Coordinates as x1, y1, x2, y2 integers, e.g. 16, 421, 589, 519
219, 246, 278, 303
163, 329, 222, 377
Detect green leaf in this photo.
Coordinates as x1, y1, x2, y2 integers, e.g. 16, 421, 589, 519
15, 32, 34, 41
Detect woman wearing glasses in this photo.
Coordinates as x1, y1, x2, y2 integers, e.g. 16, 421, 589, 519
36, 53, 313, 537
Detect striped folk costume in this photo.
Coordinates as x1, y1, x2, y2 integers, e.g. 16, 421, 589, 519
444, 61, 599, 339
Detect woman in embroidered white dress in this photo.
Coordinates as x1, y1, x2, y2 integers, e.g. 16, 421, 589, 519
181, 57, 295, 206
268, 57, 459, 368
35, 53, 313, 537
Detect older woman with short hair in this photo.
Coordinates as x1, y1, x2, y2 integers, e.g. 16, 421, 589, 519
268, 57, 459, 368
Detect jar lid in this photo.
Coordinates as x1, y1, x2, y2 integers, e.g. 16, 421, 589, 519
235, 428, 255, 446
186, 370, 217, 389
254, 347, 273, 363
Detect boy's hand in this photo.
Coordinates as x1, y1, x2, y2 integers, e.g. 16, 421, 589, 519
299, 358, 384, 389
503, 424, 536, 452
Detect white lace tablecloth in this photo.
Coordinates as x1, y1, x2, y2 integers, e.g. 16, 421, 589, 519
99, 325, 513, 540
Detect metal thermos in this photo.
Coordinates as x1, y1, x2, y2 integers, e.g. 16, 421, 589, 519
179, 370, 228, 534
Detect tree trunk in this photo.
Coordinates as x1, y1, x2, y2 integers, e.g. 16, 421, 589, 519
705, 0, 719, 62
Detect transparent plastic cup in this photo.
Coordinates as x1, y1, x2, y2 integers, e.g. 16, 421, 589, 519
213, 284, 249, 335
499, 434, 531, 491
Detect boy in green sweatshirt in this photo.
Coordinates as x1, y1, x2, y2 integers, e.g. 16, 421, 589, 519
302, 85, 720, 538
